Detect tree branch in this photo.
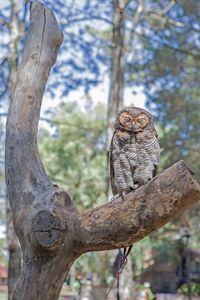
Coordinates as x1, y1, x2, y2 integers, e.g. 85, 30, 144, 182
135, 31, 200, 59
0, 17, 10, 28
77, 161, 200, 253
148, 12, 185, 28
5, 2, 63, 215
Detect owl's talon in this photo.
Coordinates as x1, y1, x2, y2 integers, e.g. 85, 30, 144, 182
133, 184, 139, 190
110, 192, 127, 202
110, 194, 120, 202
120, 192, 126, 201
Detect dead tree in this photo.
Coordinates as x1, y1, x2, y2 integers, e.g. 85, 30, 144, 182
5, 2, 200, 300
6, 0, 25, 295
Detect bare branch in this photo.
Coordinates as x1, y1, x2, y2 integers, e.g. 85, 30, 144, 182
127, 0, 144, 49
148, 12, 185, 28
68, 16, 113, 25
126, 1, 186, 31
5, 2, 63, 215
0, 17, 10, 28
118, 0, 132, 9
77, 161, 200, 253
136, 31, 200, 58
161, 1, 176, 15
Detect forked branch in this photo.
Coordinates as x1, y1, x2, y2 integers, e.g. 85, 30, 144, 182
5, 2, 200, 300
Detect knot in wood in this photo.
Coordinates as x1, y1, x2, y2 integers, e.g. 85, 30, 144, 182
33, 210, 64, 250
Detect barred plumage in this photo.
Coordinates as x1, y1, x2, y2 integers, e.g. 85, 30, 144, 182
110, 107, 160, 198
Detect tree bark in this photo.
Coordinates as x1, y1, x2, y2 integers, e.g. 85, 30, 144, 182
7, 0, 27, 296
107, 0, 126, 122
106, 0, 129, 206
77, 162, 200, 252
7, 204, 21, 300
5, 2, 200, 300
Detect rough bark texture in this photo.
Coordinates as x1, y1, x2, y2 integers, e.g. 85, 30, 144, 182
7, 203, 21, 300
5, 2, 200, 300
6, 1, 26, 296
77, 162, 200, 252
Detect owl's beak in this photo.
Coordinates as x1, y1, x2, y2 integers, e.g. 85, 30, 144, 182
132, 122, 139, 132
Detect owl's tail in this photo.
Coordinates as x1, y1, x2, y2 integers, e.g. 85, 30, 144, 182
123, 245, 133, 262
116, 245, 133, 277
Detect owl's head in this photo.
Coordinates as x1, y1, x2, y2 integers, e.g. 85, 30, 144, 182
116, 107, 153, 132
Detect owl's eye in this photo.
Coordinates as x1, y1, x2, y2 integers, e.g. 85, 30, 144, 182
123, 117, 131, 123
119, 112, 132, 127
135, 114, 149, 128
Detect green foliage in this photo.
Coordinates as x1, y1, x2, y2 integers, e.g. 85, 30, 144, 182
178, 283, 200, 296
131, 236, 152, 277
129, 2, 200, 287
149, 224, 181, 266
141, 26, 200, 181
39, 101, 107, 210
39, 102, 114, 285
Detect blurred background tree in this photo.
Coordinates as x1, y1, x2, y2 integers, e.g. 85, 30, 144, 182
0, 0, 200, 298
39, 101, 107, 211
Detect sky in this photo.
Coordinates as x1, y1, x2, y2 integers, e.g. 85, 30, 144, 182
41, 76, 146, 116
0, 0, 146, 120
0, 0, 147, 133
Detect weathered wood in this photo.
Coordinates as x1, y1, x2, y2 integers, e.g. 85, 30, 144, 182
5, 2, 68, 299
7, 0, 26, 293
7, 204, 21, 300
5, 2, 200, 300
77, 161, 200, 252
33, 210, 64, 249
5, 1, 63, 215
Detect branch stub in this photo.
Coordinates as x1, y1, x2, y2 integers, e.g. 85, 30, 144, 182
33, 210, 64, 250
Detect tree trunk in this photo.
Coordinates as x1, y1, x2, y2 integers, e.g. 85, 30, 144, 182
106, 0, 129, 204
5, 2, 200, 300
106, 1, 143, 291
8, 0, 21, 90
7, 0, 26, 297
107, 0, 126, 122
7, 203, 21, 300
105, 0, 128, 287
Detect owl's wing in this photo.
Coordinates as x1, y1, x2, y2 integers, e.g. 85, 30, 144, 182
153, 165, 158, 177
109, 134, 118, 195
152, 132, 160, 177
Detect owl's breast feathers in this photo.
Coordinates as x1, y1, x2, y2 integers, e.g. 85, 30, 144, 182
134, 130, 160, 184
110, 129, 160, 194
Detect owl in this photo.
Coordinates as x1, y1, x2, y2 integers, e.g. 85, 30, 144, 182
109, 106, 160, 200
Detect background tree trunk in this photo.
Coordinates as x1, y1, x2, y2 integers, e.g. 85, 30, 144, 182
106, 0, 130, 219
104, 0, 128, 290
107, 0, 126, 123
106, 2, 143, 295
5, 2, 200, 300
